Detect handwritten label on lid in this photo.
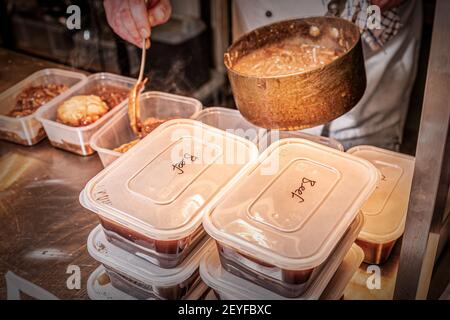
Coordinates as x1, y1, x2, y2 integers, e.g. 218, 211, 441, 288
362, 161, 403, 216
127, 137, 222, 205
247, 158, 340, 233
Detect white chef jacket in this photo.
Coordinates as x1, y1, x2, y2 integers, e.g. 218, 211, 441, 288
232, 0, 422, 150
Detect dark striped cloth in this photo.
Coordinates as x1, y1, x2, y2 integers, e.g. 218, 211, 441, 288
322, 0, 401, 51
342, 0, 402, 51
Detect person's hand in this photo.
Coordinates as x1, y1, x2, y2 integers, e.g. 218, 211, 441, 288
103, 0, 172, 48
371, 0, 405, 11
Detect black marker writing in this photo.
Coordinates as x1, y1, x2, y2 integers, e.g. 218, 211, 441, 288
172, 153, 198, 175
291, 177, 316, 203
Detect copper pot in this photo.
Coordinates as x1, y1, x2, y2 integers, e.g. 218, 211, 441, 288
224, 17, 366, 130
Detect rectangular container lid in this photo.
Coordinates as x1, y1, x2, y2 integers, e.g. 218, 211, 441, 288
200, 214, 363, 300
87, 225, 214, 287
347, 145, 415, 243
83, 119, 259, 240
194, 107, 266, 145
262, 130, 344, 151
203, 138, 379, 270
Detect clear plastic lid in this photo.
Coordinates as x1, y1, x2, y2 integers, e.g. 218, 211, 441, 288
200, 214, 363, 300
193, 107, 266, 144
203, 138, 379, 270
347, 146, 415, 243
87, 225, 214, 287
83, 119, 259, 240
262, 130, 344, 152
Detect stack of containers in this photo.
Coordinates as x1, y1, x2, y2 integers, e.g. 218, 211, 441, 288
36, 73, 135, 156
202, 139, 380, 298
80, 119, 260, 299
90, 92, 203, 167
347, 146, 415, 264
86, 225, 213, 300
201, 244, 365, 300
0, 68, 86, 146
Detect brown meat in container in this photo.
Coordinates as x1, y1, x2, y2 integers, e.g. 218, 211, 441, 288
225, 16, 366, 130
0, 68, 86, 146
99, 216, 204, 267
347, 146, 415, 264
216, 213, 363, 297
81, 119, 259, 267
203, 138, 379, 297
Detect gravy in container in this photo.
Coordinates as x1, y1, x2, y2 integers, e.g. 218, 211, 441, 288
232, 37, 341, 77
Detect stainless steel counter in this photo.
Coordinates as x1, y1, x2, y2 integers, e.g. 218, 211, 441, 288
0, 49, 101, 299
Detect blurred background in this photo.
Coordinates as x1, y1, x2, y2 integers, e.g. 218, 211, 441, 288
0, 0, 438, 154
0, 0, 231, 105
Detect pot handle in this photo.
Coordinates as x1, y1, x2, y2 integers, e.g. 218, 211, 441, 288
224, 52, 232, 68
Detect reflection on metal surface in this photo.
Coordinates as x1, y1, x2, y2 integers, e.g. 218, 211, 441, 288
0, 153, 35, 191
343, 240, 401, 300
25, 249, 72, 261
0, 49, 103, 299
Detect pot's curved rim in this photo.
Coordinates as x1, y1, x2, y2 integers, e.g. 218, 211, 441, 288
224, 16, 362, 80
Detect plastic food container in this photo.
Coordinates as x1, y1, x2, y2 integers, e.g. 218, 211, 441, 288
193, 107, 266, 146
36, 73, 135, 156
200, 239, 364, 300
320, 244, 364, 300
0, 68, 86, 146
347, 146, 415, 264
87, 265, 210, 300
81, 119, 259, 267
261, 130, 344, 152
91, 92, 203, 167
87, 225, 213, 300
203, 138, 379, 297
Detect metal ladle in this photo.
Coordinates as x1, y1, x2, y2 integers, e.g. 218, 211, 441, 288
128, 37, 149, 137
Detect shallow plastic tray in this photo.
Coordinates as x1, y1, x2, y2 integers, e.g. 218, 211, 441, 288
0, 68, 86, 145
91, 91, 202, 167
36, 73, 135, 155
